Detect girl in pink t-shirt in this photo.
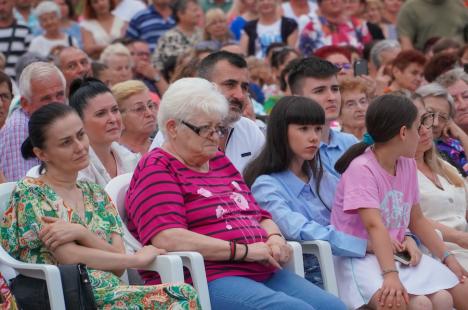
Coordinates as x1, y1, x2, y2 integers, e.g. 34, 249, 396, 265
331, 94, 468, 310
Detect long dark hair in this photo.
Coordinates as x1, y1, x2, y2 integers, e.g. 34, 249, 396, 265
69, 77, 111, 119
335, 94, 418, 174
21, 103, 76, 174
244, 96, 328, 205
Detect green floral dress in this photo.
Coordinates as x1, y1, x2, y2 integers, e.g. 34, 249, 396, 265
0, 177, 201, 310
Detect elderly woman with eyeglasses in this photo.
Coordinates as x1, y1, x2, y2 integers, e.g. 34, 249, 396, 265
125, 77, 346, 310
112, 80, 157, 155
413, 92, 468, 270
415, 83, 468, 178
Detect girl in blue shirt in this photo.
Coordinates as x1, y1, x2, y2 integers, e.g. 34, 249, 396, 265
244, 95, 368, 286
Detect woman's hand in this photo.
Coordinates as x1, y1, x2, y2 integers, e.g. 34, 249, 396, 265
443, 120, 466, 140
266, 236, 292, 265
132, 246, 167, 269
244, 242, 282, 269
402, 236, 422, 266
391, 239, 404, 253
39, 216, 86, 251
444, 255, 468, 283
378, 273, 409, 308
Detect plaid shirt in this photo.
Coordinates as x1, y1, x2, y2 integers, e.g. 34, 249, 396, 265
0, 108, 39, 181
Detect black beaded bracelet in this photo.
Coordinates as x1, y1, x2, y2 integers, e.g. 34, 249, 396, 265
241, 244, 249, 261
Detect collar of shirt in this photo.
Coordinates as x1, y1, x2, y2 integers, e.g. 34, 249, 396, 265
275, 169, 318, 199
320, 128, 341, 150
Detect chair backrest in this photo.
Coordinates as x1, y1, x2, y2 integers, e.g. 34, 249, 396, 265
0, 182, 19, 280
105, 173, 132, 222
26, 165, 40, 178
105, 173, 143, 254
0, 182, 16, 214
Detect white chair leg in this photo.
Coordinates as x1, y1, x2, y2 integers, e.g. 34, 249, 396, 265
301, 240, 339, 296
169, 251, 211, 310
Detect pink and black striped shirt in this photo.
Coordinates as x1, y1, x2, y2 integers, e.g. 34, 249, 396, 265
125, 148, 276, 284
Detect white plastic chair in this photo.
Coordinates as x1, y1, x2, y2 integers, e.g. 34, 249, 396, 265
26, 165, 40, 178
0, 181, 186, 310
0, 182, 65, 310
300, 240, 339, 296
106, 173, 305, 310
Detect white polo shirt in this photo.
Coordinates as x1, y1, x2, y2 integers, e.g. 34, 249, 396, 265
150, 116, 265, 173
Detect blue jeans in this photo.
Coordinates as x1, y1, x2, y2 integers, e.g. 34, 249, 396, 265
208, 269, 345, 310
304, 254, 324, 288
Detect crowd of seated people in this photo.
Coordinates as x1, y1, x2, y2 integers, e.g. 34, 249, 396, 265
0, 0, 468, 309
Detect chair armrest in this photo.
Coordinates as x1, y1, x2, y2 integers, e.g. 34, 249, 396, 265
0, 247, 65, 310
168, 251, 211, 310
139, 254, 185, 283
284, 241, 304, 277
301, 240, 339, 296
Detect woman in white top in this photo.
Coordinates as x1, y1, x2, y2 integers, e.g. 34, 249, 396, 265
240, 0, 298, 58
29, 2, 78, 57
81, 0, 127, 59
414, 93, 468, 269
69, 77, 140, 187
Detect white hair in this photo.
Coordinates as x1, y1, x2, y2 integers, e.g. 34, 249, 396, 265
370, 40, 401, 68
19, 62, 66, 102
99, 43, 132, 66
34, 1, 61, 18
157, 78, 229, 137
415, 82, 455, 118
436, 68, 468, 88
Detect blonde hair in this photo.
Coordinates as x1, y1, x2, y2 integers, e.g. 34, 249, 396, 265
424, 146, 464, 188
203, 8, 231, 41
111, 80, 148, 107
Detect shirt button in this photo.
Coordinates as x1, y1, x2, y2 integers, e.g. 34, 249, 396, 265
448, 198, 454, 203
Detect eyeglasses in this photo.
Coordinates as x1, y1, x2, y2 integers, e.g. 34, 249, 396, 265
418, 112, 435, 131
121, 101, 157, 115
335, 63, 352, 70
433, 111, 449, 124
181, 120, 228, 138
0, 92, 11, 102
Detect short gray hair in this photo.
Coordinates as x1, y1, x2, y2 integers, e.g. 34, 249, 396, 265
370, 40, 401, 69
34, 1, 61, 18
436, 68, 468, 88
19, 62, 66, 102
157, 77, 229, 137
99, 43, 132, 66
415, 82, 455, 118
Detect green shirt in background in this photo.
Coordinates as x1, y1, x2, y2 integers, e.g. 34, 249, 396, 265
397, 0, 468, 50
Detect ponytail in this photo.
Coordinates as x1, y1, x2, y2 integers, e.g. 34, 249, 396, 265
21, 137, 35, 160
335, 142, 368, 174
335, 94, 418, 174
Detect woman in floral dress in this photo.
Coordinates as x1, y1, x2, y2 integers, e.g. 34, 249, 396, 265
0, 103, 200, 309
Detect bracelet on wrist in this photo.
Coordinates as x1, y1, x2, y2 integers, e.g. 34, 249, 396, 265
240, 244, 249, 261
381, 269, 399, 277
267, 233, 284, 240
228, 241, 237, 261
441, 251, 454, 264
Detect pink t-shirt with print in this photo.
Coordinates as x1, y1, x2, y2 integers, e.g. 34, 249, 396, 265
331, 148, 419, 243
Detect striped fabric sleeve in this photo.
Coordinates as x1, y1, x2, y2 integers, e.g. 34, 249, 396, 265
128, 159, 188, 245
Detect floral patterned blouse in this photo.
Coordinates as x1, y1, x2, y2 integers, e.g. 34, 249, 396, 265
299, 15, 371, 56
0, 177, 200, 309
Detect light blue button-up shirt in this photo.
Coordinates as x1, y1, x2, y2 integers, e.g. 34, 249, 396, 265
320, 129, 358, 178
251, 169, 366, 257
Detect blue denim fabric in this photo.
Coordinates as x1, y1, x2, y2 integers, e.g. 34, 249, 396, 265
208, 269, 345, 310
304, 254, 324, 289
